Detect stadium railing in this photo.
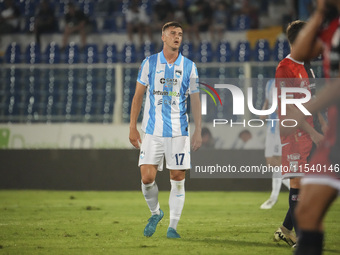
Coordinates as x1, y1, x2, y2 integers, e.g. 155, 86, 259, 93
0, 61, 323, 124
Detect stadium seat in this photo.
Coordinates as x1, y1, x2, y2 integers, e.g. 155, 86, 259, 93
103, 44, 118, 63
253, 39, 271, 62
139, 41, 156, 60
23, 17, 35, 33
121, 43, 137, 63
216, 41, 232, 62
57, 2, 67, 17
196, 41, 213, 63
180, 41, 195, 60
80, 0, 94, 16
273, 39, 290, 61
45, 42, 61, 64
64, 43, 80, 64
102, 17, 117, 32
18, 0, 36, 17
84, 44, 99, 64
234, 15, 250, 31
234, 41, 251, 62
5, 42, 21, 64
25, 42, 41, 64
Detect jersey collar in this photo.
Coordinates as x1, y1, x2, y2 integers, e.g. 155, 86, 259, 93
160, 50, 182, 66
286, 54, 304, 65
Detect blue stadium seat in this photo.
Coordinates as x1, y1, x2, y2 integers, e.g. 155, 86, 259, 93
57, 2, 67, 17
25, 42, 41, 64
103, 44, 118, 63
84, 44, 99, 63
234, 41, 251, 62
139, 41, 156, 60
216, 42, 232, 62
5, 43, 21, 64
23, 17, 35, 33
102, 17, 117, 32
121, 43, 137, 63
234, 15, 250, 31
80, 0, 94, 16
253, 39, 271, 61
64, 43, 80, 64
273, 39, 290, 61
18, 0, 36, 17
45, 42, 60, 64
196, 41, 213, 63
180, 41, 195, 60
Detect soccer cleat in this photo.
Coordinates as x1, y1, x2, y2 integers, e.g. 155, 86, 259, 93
260, 198, 277, 209
273, 226, 297, 246
167, 227, 181, 238
143, 209, 164, 237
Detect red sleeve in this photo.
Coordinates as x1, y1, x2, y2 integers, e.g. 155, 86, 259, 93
319, 18, 339, 45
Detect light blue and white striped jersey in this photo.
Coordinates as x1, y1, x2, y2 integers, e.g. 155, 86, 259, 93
137, 51, 199, 137
265, 79, 278, 134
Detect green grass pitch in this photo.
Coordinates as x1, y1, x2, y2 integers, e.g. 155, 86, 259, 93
0, 190, 339, 255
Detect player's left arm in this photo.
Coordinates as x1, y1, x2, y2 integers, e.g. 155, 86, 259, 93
190, 92, 202, 151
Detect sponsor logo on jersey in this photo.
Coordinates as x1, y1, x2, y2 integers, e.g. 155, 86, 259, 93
157, 99, 176, 106
287, 153, 301, 161
153, 90, 181, 97
159, 78, 178, 87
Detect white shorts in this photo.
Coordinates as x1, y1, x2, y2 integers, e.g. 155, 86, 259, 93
265, 124, 282, 158
138, 134, 191, 171
301, 175, 340, 192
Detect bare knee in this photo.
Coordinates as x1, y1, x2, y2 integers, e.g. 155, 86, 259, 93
140, 165, 157, 184
170, 170, 185, 181
141, 176, 155, 184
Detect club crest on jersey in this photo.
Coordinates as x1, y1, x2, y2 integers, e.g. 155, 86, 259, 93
175, 70, 182, 78
289, 161, 298, 172
140, 151, 145, 159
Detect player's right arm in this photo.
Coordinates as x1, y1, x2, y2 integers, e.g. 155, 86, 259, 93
290, 0, 325, 61
129, 82, 146, 149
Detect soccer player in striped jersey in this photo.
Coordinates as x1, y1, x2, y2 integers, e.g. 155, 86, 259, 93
129, 21, 202, 239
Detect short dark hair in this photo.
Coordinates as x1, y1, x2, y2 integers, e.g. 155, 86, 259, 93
162, 21, 182, 33
286, 20, 306, 45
